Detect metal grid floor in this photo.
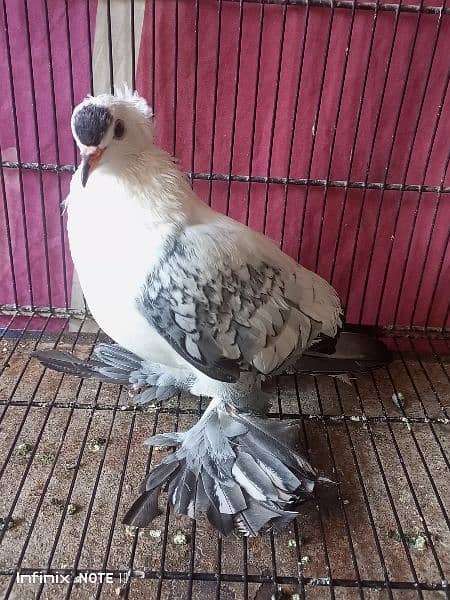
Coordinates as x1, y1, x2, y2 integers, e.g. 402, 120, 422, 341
0, 314, 448, 600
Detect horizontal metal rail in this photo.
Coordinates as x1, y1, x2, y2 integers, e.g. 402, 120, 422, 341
1, 567, 448, 592
1, 397, 449, 426
1, 160, 449, 194
1, 305, 448, 336
223, 0, 450, 15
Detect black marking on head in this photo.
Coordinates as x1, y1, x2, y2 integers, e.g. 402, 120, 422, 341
73, 104, 112, 146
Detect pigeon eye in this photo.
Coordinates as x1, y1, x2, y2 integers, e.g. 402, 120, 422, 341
114, 119, 125, 139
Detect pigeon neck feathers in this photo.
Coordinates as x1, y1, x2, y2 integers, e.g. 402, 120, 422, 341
69, 143, 207, 230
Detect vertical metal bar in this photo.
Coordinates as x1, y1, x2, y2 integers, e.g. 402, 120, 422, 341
0, 145, 18, 306
225, 0, 244, 214
0, 313, 16, 345
0, 317, 57, 436
294, 377, 336, 600
212, 534, 221, 599
106, 0, 114, 93
441, 300, 449, 332
353, 0, 431, 326
187, 403, 201, 600
173, 0, 179, 156
121, 407, 163, 599
43, 0, 69, 310
309, 377, 364, 599
86, 0, 94, 95
131, 0, 136, 90
268, 533, 279, 595
269, 379, 284, 591
389, 339, 450, 456
351, 378, 425, 598
93, 407, 137, 599
291, 520, 307, 599
189, 0, 200, 179
329, 1, 380, 285
340, 1, 403, 309
151, 0, 156, 111
0, 315, 64, 545
424, 231, 449, 330
242, 536, 249, 600
368, 365, 448, 578
313, 2, 357, 272
23, 0, 53, 309
64, 386, 124, 599
309, 373, 397, 598
373, 9, 449, 328
429, 338, 450, 386
297, 0, 336, 263
262, 5, 288, 235
279, 2, 311, 252
1, 0, 35, 307
390, 76, 449, 327
64, 0, 77, 165
2, 317, 87, 596
34, 330, 104, 600
408, 337, 450, 430
411, 152, 450, 329
155, 394, 183, 600
0, 314, 42, 400
207, 0, 224, 206
244, 2, 265, 225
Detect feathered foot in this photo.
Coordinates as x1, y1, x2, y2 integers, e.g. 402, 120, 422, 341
32, 344, 139, 384
127, 359, 191, 407
123, 399, 320, 536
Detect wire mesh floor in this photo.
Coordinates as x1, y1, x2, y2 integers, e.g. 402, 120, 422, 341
0, 315, 448, 600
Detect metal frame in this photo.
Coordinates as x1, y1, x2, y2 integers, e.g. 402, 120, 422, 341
0, 2, 449, 598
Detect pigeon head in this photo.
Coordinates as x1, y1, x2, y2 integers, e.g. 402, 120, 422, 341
71, 87, 153, 187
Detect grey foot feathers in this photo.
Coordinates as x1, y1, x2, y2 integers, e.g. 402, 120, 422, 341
123, 401, 320, 536
127, 383, 179, 406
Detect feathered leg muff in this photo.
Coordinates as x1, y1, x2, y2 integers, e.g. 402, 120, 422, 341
33, 343, 187, 406
123, 398, 320, 536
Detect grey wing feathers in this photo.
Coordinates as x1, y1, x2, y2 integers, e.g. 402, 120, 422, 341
137, 232, 342, 382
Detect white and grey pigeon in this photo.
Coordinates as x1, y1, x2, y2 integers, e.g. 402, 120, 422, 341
35, 88, 390, 536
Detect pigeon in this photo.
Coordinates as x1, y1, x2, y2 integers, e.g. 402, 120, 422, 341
34, 87, 391, 536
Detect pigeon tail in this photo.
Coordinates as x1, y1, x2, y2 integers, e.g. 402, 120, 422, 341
294, 331, 392, 375
122, 399, 319, 536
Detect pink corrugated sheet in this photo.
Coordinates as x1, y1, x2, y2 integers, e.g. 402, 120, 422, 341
0, 0, 97, 310
0, 0, 448, 329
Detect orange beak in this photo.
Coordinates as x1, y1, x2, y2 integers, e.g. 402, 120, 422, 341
80, 146, 104, 187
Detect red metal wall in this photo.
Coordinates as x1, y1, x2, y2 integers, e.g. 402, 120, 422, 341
0, 0, 449, 330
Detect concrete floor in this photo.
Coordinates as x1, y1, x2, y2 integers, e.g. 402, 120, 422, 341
0, 323, 448, 599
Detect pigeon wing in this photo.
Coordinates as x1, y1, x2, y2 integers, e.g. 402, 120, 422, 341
137, 224, 342, 382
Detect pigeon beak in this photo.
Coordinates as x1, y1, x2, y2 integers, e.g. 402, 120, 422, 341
80, 146, 104, 187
